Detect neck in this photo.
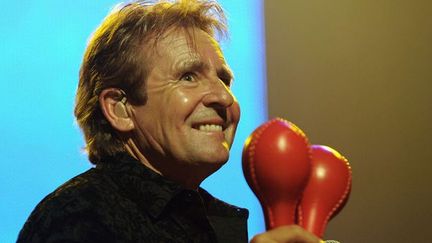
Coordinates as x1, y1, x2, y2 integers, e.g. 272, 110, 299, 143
124, 139, 218, 190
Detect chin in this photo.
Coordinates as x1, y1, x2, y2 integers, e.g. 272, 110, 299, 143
205, 153, 230, 166
181, 140, 232, 166
192, 149, 230, 166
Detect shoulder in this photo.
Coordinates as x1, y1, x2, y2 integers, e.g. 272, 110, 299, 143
17, 169, 119, 242
37, 168, 116, 214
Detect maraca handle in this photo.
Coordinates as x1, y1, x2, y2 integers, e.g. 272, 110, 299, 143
264, 200, 297, 228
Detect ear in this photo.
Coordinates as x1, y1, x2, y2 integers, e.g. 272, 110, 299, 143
99, 88, 135, 132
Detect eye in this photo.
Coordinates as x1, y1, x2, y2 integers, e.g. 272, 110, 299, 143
220, 77, 232, 87
180, 72, 196, 82
217, 68, 233, 87
218, 74, 232, 87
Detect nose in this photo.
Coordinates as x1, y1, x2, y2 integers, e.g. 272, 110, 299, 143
202, 78, 235, 108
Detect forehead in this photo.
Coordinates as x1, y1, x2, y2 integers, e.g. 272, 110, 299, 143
150, 27, 225, 62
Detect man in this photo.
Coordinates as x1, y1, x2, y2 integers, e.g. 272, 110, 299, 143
18, 1, 322, 242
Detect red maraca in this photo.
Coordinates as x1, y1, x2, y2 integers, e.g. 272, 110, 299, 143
297, 145, 352, 238
242, 118, 312, 229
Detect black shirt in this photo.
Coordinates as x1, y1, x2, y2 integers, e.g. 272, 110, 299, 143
17, 153, 249, 242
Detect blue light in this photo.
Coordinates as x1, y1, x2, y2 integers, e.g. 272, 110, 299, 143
0, 1, 266, 241
203, 0, 267, 239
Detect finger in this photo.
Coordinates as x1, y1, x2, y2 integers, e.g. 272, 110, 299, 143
251, 225, 322, 243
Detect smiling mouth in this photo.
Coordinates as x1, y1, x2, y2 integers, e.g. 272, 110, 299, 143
192, 120, 227, 133
197, 124, 223, 132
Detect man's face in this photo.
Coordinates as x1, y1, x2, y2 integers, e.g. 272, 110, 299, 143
130, 28, 240, 170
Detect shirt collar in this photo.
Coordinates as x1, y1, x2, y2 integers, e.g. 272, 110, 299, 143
95, 153, 248, 221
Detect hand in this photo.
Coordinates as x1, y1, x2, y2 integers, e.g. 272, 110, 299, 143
251, 225, 323, 243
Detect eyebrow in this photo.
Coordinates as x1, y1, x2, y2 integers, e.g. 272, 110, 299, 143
178, 59, 208, 74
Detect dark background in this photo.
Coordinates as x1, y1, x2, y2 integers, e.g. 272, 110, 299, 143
265, 0, 432, 242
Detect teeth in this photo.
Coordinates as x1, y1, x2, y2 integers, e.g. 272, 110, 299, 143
198, 124, 223, 132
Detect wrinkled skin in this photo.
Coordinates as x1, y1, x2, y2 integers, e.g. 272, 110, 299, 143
126, 27, 240, 188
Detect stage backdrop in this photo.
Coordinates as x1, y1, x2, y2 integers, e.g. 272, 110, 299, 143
265, 0, 432, 242
0, 1, 267, 242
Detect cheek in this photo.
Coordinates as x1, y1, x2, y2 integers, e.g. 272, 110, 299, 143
176, 87, 202, 102
231, 101, 241, 125
168, 88, 204, 115
179, 94, 190, 105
